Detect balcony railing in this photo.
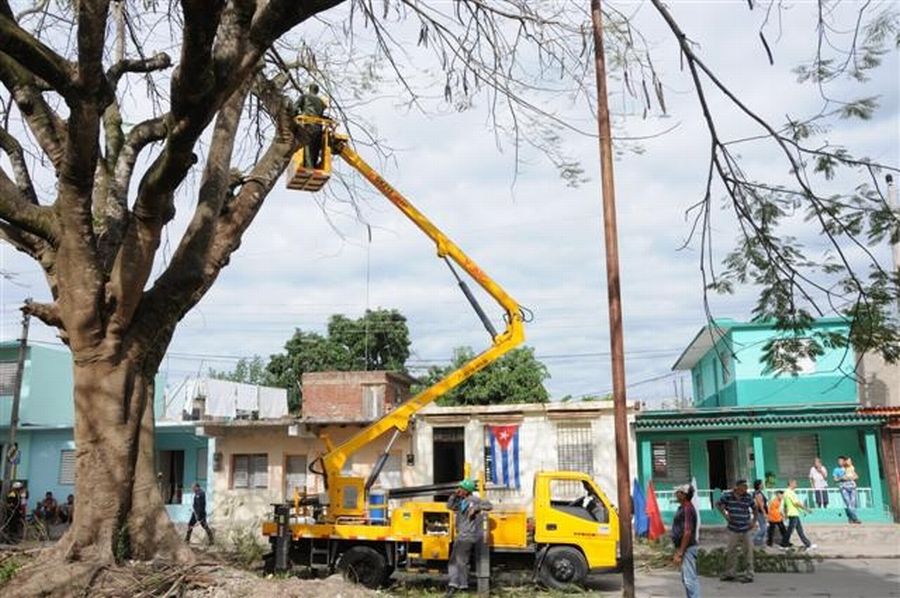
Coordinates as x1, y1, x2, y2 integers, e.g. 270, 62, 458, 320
653, 487, 876, 511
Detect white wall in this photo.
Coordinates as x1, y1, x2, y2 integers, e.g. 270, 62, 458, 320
413, 402, 638, 509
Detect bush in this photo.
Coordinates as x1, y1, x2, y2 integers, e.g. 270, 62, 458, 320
0, 558, 20, 585
227, 525, 267, 569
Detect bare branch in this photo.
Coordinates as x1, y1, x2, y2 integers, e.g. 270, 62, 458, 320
22, 299, 62, 328
0, 52, 67, 168
0, 166, 58, 241
0, 125, 37, 203
0, 12, 74, 95
106, 52, 172, 86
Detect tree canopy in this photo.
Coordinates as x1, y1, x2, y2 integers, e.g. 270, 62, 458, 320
213, 308, 411, 411
421, 345, 550, 406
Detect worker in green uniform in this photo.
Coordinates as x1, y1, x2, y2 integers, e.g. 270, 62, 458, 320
294, 83, 327, 168
445, 479, 492, 596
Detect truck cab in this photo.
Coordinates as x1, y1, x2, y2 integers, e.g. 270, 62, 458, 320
531, 471, 620, 588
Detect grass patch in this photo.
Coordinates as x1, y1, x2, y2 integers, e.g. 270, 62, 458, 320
0, 558, 20, 585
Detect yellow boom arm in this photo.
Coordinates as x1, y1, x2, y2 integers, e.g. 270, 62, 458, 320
309, 132, 525, 515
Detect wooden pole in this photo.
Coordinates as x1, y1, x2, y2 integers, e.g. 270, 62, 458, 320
589, 3, 635, 597
1, 298, 31, 539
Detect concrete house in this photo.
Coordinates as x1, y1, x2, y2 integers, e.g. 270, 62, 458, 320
0, 341, 208, 523
635, 318, 893, 524
205, 370, 418, 527
205, 369, 638, 530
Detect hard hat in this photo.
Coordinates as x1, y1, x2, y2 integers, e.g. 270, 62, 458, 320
458, 479, 476, 493
11, 481, 22, 489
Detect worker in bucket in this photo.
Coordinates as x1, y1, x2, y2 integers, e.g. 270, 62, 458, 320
445, 479, 492, 596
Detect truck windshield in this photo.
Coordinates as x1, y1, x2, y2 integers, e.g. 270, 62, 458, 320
549, 479, 609, 524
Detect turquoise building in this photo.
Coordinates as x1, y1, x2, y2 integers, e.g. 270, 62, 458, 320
635, 318, 892, 524
0, 341, 210, 523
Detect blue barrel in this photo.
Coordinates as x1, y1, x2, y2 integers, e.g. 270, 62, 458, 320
368, 490, 387, 523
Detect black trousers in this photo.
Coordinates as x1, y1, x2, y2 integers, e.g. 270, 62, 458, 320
186, 513, 214, 544
766, 520, 786, 546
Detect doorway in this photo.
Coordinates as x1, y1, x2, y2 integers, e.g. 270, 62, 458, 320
433, 427, 465, 499
707, 439, 737, 491
158, 450, 185, 505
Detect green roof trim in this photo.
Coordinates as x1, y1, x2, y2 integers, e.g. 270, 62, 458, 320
635, 403, 885, 432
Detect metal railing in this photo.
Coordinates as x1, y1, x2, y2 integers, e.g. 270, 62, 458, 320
653, 487, 875, 511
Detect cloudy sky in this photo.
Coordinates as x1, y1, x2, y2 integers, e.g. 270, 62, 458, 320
1, 1, 897, 406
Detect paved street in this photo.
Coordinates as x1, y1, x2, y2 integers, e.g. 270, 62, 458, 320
581, 559, 900, 598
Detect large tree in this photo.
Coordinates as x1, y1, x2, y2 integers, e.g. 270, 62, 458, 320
0, 0, 896, 591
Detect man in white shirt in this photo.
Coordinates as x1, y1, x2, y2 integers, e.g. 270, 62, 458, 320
808, 457, 829, 509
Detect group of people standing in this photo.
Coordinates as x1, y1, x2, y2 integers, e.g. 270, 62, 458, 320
671, 455, 864, 598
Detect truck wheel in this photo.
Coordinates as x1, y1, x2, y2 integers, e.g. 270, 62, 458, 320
338, 546, 388, 589
538, 546, 588, 590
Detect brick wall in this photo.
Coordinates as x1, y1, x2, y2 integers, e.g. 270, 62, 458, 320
301, 371, 413, 421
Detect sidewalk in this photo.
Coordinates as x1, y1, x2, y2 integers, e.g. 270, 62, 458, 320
689, 523, 900, 558
629, 558, 900, 597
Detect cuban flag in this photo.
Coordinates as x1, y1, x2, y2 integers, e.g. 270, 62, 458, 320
489, 424, 521, 489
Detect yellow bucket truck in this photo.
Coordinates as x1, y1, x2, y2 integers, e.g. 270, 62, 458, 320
261, 117, 621, 589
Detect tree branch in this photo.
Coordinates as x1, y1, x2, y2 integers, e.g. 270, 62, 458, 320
22, 300, 62, 328
0, 52, 67, 168
132, 81, 298, 347
0, 167, 58, 241
0, 12, 74, 95
0, 125, 37, 203
106, 51, 172, 86
108, 85, 249, 339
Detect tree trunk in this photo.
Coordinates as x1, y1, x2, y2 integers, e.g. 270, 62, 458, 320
54, 357, 191, 564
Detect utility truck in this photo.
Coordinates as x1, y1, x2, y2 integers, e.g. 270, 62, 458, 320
261, 117, 621, 590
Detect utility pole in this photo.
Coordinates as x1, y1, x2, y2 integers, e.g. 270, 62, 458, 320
887, 175, 899, 297
589, 2, 635, 597
1, 298, 31, 531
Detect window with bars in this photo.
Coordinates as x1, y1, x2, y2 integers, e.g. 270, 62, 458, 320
776, 435, 819, 482
196, 448, 208, 481
0, 361, 17, 396
557, 423, 593, 475
651, 441, 691, 481
232, 453, 268, 489
285, 455, 307, 496
59, 450, 76, 485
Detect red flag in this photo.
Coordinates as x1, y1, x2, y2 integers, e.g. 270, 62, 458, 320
645, 481, 666, 540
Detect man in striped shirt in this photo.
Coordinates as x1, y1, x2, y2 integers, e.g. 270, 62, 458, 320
716, 479, 756, 583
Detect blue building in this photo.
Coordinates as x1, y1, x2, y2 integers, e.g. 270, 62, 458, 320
0, 341, 210, 523
635, 318, 892, 524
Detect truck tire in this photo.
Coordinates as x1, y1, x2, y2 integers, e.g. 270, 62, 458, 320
338, 546, 388, 589
538, 546, 588, 590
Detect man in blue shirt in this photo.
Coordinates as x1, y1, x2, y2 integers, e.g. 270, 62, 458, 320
716, 479, 756, 583
833, 456, 861, 524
